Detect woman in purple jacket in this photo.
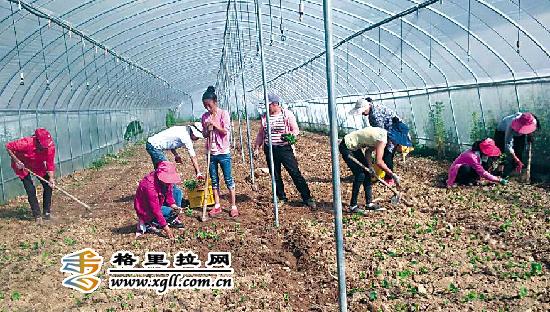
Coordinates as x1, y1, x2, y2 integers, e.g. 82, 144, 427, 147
447, 138, 508, 187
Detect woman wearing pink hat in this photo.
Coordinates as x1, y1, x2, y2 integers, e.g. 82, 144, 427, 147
494, 112, 540, 176
5, 128, 56, 222
134, 161, 185, 239
447, 139, 508, 187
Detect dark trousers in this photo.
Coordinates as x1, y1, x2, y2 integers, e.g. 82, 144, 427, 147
455, 165, 481, 185
382, 145, 396, 172
264, 144, 312, 202
494, 130, 526, 177
339, 141, 372, 206
21, 174, 52, 218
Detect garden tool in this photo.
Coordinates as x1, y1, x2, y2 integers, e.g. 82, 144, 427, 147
10, 154, 92, 212
522, 141, 532, 183
348, 155, 406, 206
201, 130, 214, 222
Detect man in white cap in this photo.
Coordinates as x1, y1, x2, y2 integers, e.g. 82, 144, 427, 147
350, 97, 402, 185
146, 122, 204, 178
254, 94, 316, 209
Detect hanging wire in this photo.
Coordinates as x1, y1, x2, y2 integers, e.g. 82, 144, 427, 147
268, 0, 274, 45
279, 0, 286, 41
400, 17, 403, 72
516, 0, 521, 53
62, 29, 73, 89
378, 26, 381, 75
298, 0, 304, 21
429, 9, 432, 68
246, 1, 252, 51
80, 36, 90, 90
467, 0, 471, 60
10, 1, 24, 85
346, 43, 349, 83
92, 44, 101, 90
37, 16, 50, 90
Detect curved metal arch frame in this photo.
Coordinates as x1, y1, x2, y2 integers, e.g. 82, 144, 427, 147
4, 0, 485, 95
0, 0, 547, 114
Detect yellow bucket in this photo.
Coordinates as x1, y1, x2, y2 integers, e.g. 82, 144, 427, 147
187, 180, 215, 208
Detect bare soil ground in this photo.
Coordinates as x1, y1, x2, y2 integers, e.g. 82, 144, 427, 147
0, 122, 548, 312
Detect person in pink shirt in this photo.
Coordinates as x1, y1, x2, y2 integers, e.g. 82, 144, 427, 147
447, 138, 508, 187
5, 128, 56, 222
134, 161, 184, 239
201, 86, 238, 218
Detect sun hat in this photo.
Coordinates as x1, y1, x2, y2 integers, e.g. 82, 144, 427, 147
511, 112, 537, 135
188, 122, 204, 139
268, 93, 281, 104
34, 128, 54, 148
479, 138, 501, 157
388, 121, 413, 147
156, 161, 181, 184
349, 98, 371, 115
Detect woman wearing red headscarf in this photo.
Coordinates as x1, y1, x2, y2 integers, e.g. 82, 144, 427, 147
5, 128, 56, 222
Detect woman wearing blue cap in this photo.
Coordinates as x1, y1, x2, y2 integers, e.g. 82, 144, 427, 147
339, 122, 412, 213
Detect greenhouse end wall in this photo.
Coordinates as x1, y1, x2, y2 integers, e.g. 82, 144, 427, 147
0, 108, 168, 204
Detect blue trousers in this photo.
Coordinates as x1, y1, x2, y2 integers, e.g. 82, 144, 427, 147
146, 142, 168, 168
209, 153, 235, 190
160, 185, 183, 218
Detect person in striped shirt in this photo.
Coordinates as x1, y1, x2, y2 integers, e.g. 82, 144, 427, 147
254, 94, 316, 209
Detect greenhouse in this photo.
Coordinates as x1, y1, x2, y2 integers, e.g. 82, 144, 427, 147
0, 0, 548, 311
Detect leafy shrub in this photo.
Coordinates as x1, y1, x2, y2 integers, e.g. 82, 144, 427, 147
123, 120, 143, 141
166, 109, 177, 127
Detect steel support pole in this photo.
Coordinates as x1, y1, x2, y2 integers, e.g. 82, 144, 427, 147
191, 97, 195, 122
255, 0, 279, 227
322, 0, 347, 310
241, 74, 256, 188
234, 0, 256, 189
234, 77, 246, 163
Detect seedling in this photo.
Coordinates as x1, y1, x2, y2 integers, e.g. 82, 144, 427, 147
500, 220, 512, 232
283, 292, 289, 303
449, 283, 459, 293
185, 207, 193, 217
64, 237, 77, 246
195, 229, 219, 240
518, 287, 528, 299
10, 291, 20, 301
19, 242, 30, 250
397, 269, 412, 279
369, 290, 377, 301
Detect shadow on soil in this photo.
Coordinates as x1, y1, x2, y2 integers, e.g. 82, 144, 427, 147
0, 205, 32, 221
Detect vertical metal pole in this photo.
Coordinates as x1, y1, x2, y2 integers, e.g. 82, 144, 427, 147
255, 0, 279, 227
234, 77, 246, 163
407, 91, 418, 138
447, 90, 461, 147
322, 0, 347, 310
0, 115, 6, 203
191, 97, 195, 122
475, 85, 488, 137
234, 0, 256, 188
77, 111, 85, 169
